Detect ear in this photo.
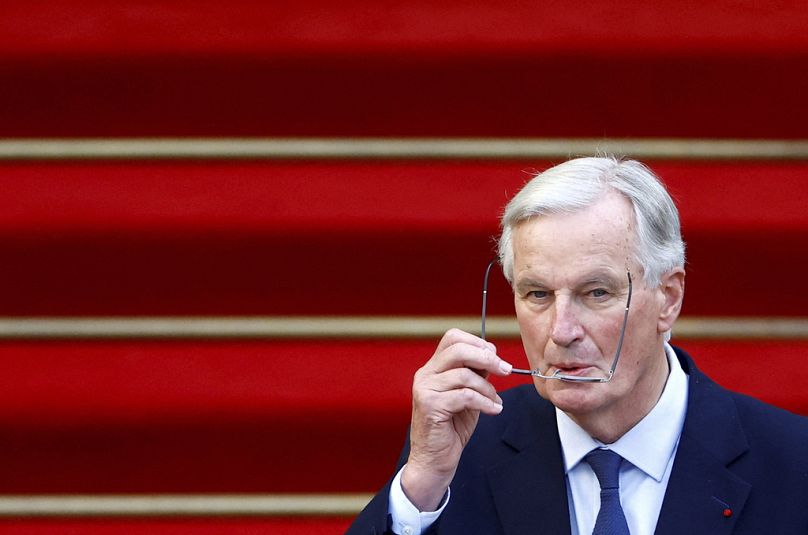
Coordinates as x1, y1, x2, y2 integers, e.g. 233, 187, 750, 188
657, 267, 685, 334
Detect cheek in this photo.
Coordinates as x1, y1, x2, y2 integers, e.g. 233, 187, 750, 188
515, 304, 550, 335
532, 377, 550, 399
516, 315, 548, 356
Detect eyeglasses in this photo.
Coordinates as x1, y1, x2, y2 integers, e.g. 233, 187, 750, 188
481, 260, 632, 383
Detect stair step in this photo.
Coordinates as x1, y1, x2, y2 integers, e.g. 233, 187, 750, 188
3, 2, 808, 137
0, 338, 805, 493
2, 160, 807, 316
0, 518, 352, 534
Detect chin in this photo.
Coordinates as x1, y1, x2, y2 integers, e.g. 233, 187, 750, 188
535, 379, 608, 415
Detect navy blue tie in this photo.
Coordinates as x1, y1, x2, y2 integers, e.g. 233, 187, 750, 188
585, 449, 630, 535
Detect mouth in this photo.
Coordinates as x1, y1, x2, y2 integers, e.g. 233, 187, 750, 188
550, 365, 596, 377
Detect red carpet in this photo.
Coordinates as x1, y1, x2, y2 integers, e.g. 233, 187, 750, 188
0, 339, 805, 493
2, 160, 807, 317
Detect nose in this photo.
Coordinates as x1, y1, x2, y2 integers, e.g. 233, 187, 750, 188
549, 297, 585, 347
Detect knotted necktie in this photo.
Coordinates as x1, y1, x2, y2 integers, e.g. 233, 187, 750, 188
584, 449, 630, 535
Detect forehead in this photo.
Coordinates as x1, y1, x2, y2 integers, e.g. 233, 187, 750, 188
511, 191, 637, 278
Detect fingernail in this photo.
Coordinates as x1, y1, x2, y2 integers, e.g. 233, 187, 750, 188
495, 394, 503, 405
499, 360, 512, 374
493, 402, 503, 414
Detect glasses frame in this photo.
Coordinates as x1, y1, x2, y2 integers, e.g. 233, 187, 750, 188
481, 259, 633, 383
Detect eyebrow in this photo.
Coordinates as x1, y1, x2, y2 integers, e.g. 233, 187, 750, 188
514, 271, 622, 290
581, 274, 621, 286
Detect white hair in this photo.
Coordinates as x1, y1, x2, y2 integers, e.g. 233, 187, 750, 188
497, 156, 685, 288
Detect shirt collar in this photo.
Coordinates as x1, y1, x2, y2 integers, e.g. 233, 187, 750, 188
556, 343, 689, 482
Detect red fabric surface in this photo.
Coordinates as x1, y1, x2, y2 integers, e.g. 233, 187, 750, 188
0, 518, 352, 535
2, 161, 807, 316
3, 0, 808, 57
3, 56, 808, 138
3, 339, 807, 424
0, 339, 805, 493
3, 161, 807, 233
0, 339, 426, 425
1, 1, 805, 505
3, 2, 808, 137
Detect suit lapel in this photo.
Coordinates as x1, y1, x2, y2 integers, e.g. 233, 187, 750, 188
655, 349, 752, 534
487, 394, 571, 535
482, 349, 753, 535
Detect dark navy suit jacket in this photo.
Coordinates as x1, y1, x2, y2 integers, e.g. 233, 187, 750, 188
347, 347, 808, 534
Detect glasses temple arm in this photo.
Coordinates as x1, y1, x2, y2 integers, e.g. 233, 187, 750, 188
481, 259, 497, 341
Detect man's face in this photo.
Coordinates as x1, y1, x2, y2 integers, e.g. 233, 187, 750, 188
511, 190, 677, 428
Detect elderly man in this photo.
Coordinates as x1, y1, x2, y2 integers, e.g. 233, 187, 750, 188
347, 156, 808, 534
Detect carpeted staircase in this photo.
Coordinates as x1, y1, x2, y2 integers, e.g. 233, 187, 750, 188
2, 2, 807, 533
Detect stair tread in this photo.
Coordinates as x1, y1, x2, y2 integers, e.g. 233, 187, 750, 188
0, 339, 805, 493
2, 339, 805, 422
3, 1, 808, 137
5, 1, 808, 57
2, 161, 807, 316
0, 518, 353, 534
3, 160, 808, 231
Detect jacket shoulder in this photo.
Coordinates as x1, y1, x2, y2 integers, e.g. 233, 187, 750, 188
730, 389, 808, 463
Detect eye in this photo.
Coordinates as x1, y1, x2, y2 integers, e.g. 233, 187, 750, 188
527, 290, 549, 300
589, 288, 609, 299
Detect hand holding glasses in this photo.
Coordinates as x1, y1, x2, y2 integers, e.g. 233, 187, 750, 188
481, 260, 632, 383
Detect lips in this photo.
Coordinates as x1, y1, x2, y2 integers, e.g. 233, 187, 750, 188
551, 364, 595, 376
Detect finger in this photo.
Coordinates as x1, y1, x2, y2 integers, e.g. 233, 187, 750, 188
438, 387, 504, 416
429, 342, 512, 377
424, 367, 503, 405
434, 328, 496, 355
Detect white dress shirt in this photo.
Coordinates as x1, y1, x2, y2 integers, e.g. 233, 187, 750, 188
389, 343, 688, 535
559, 343, 688, 534
388, 468, 449, 535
